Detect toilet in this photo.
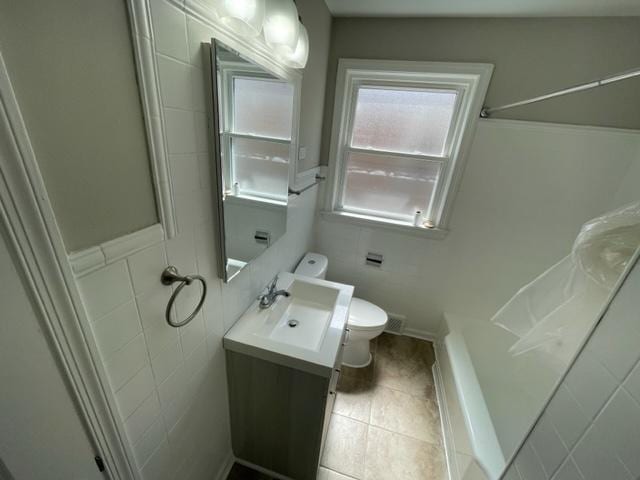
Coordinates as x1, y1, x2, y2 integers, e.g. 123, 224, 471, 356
294, 253, 388, 368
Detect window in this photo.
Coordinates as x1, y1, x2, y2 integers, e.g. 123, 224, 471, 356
219, 65, 295, 201
326, 59, 493, 235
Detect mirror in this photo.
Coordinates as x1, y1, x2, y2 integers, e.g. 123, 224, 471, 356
207, 40, 296, 282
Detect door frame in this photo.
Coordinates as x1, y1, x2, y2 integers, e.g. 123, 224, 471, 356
0, 52, 138, 479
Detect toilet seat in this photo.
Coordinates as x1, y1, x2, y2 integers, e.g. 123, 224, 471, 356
348, 298, 388, 331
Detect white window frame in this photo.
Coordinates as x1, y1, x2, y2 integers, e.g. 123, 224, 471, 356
323, 59, 493, 238
218, 60, 294, 202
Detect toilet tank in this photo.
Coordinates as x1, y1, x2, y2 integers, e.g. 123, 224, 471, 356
294, 253, 328, 279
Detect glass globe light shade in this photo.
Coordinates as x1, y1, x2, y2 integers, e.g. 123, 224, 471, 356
263, 0, 299, 56
282, 21, 308, 69
218, 0, 265, 37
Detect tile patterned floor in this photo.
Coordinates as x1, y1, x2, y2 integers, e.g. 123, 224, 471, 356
226, 334, 446, 480
319, 333, 446, 480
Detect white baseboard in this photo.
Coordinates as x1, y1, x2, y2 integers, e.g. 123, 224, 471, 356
403, 327, 439, 342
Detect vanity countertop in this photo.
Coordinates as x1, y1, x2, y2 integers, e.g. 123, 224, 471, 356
223, 272, 354, 377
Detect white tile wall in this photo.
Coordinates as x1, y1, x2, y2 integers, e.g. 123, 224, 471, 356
507, 258, 640, 480
73, 2, 320, 478
315, 122, 640, 335
76, 207, 318, 479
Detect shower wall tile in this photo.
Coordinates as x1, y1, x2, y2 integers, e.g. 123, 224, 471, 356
128, 243, 167, 295
591, 388, 640, 477
544, 385, 589, 451
508, 260, 640, 480
529, 414, 567, 477
164, 107, 197, 154
125, 391, 162, 446
514, 441, 546, 480
115, 365, 156, 420
77, 260, 133, 320
563, 348, 618, 421
157, 55, 194, 110
624, 362, 640, 404
150, 0, 189, 62
92, 301, 142, 359
571, 424, 631, 480
132, 415, 168, 468
104, 334, 149, 391
552, 458, 583, 480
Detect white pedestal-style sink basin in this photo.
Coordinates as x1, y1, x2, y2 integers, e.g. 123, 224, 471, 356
224, 272, 354, 376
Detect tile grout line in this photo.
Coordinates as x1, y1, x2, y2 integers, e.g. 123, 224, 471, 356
331, 409, 445, 451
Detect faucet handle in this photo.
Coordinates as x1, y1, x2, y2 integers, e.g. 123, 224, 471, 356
268, 275, 279, 293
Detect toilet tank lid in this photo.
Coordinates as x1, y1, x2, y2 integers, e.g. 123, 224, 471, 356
295, 253, 328, 278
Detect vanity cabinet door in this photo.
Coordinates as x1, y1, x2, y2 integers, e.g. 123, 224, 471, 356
226, 350, 330, 480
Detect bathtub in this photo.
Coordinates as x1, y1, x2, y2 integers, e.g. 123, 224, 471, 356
434, 313, 562, 479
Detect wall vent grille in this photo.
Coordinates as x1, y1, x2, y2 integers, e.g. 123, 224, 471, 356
385, 313, 406, 334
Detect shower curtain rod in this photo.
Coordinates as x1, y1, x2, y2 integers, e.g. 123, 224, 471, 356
480, 67, 640, 118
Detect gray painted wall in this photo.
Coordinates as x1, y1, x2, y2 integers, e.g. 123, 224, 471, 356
296, 0, 332, 171
320, 17, 640, 164
0, 0, 158, 252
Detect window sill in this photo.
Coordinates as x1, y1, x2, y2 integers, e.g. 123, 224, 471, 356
320, 210, 448, 239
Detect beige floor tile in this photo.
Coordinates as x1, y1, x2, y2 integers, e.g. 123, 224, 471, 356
327, 469, 359, 479
374, 335, 436, 398
377, 333, 435, 365
370, 385, 442, 444
364, 426, 446, 480
334, 376, 374, 423
321, 414, 368, 479
340, 361, 376, 384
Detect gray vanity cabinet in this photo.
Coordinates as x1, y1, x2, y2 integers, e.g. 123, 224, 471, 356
226, 335, 345, 479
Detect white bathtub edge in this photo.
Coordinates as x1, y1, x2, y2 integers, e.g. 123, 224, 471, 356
444, 314, 505, 479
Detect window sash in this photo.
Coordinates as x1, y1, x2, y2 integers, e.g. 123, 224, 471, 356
336, 147, 445, 223
349, 81, 466, 159
333, 80, 466, 226
218, 67, 293, 201
220, 67, 294, 140
220, 132, 291, 199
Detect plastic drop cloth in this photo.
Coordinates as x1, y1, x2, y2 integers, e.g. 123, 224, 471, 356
491, 201, 640, 364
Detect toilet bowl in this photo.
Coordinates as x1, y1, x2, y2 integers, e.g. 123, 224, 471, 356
294, 253, 388, 368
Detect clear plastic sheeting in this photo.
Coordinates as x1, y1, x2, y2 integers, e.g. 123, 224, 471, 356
491, 201, 640, 365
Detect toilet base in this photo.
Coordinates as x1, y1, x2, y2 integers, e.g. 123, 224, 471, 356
342, 353, 372, 369
342, 337, 373, 368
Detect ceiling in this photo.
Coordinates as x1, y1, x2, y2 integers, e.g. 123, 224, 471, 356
323, 0, 640, 17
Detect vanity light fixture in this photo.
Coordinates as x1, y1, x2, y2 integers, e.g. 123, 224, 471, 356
263, 0, 300, 56
282, 20, 308, 69
218, 0, 265, 37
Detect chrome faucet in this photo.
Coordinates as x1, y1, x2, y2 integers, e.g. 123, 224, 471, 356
258, 275, 290, 309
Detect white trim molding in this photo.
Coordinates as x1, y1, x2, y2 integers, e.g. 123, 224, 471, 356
126, 0, 177, 238
68, 223, 165, 277
324, 58, 493, 235
0, 52, 138, 479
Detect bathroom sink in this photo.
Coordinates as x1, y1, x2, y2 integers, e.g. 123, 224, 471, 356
223, 273, 354, 376
263, 280, 339, 351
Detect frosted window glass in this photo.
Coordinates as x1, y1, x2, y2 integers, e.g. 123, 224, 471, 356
233, 77, 294, 139
342, 152, 440, 221
231, 137, 289, 200
351, 87, 458, 156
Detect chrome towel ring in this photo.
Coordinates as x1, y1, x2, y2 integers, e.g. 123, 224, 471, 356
161, 266, 207, 328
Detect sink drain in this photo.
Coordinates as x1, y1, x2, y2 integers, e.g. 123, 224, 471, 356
287, 319, 299, 328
